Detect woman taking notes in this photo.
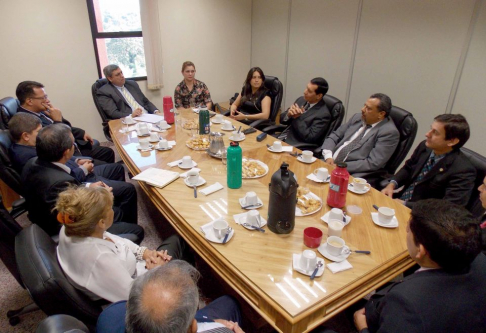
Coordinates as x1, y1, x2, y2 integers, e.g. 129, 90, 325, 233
56, 186, 188, 302
174, 61, 213, 110
230, 67, 271, 124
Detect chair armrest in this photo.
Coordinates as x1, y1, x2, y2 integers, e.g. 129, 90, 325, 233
10, 198, 27, 219
249, 119, 274, 130
262, 124, 287, 134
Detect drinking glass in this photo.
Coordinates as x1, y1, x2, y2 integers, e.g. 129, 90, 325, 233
221, 148, 228, 165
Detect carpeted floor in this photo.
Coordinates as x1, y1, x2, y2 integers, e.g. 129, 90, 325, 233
0, 142, 356, 333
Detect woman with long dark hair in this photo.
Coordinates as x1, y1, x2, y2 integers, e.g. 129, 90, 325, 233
230, 67, 271, 123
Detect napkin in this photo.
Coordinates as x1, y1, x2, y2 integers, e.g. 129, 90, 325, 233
306, 173, 323, 182
327, 260, 353, 274
233, 212, 247, 225
270, 146, 293, 152
167, 159, 182, 167
180, 168, 201, 178
199, 182, 224, 196
168, 140, 176, 146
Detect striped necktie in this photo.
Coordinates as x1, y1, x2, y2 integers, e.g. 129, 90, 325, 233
121, 87, 143, 111
334, 124, 372, 163
400, 154, 436, 201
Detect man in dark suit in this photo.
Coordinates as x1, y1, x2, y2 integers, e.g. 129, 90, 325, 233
15, 80, 114, 164
476, 175, 486, 254
352, 199, 485, 333
382, 114, 476, 209
96, 64, 160, 119
279, 77, 331, 147
321, 93, 399, 177
97, 261, 243, 333
22, 124, 141, 240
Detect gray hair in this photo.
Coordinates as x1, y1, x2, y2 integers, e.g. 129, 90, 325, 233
8, 112, 42, 142
126, 260, 200, 333
103, 64, 120, 78
36, 124, 73, 162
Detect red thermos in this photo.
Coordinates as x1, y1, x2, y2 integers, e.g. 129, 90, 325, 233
162, 96, 175, 124
326, 162, 349, 208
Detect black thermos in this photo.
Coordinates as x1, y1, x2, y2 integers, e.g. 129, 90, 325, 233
267, 162, 298, 234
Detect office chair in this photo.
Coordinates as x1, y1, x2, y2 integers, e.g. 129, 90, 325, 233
36, 314, 90, 333
262, 94, 345, 155
0, 97, 20, 130
461, 148, 486, 218
91, 78, 112, 142
16, 224, 103, 331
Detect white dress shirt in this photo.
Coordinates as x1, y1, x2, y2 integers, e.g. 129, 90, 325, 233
57, 226, 147, 302
115, 85, 148, 114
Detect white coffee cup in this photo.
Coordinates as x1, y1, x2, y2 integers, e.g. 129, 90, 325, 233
272, 141, 282, 152
299, 249, 317, 272
244, 191, 258, 206
326, 236, 345, 256
313, 168, 329, 181
149, 133, 159, 142
186, 169, 200, 185
222, 120, 233, 130
353, 177, 371, 192
139, 139, 150, 150
213, 219, 229, 239
215, 114, 223, 123
328, 219, 344, 237
329, 208, 345, 221
378, 207, 395, 224
137, 123, 149, 135
124, 115, 135, 124
246, 210, 261, 227
159, 120, 169, 129
180, 156, 193, 168
302, 150, 313, 162
231, 130, 243, 140
158, 139, 169, 149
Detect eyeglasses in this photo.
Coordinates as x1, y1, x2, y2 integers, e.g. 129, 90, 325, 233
30, 95, 48, 100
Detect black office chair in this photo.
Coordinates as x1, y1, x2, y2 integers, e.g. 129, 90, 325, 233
262, 94, 345, 154
461, 148, 486, 218
36, 314, 90, 333
91, 78, 112, 142
0, 97, 20, 129
16, 224, 103, 330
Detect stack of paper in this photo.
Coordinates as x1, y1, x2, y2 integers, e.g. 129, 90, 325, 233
132, 167, 180, 188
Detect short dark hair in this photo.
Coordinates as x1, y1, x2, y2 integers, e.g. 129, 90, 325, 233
126, 261, 200, 333
409, 199, 481, 272
8, 113, 42, 142
103, 64, 120, 78
433, 114, 470, 149
370, 93, 392, 117
310, 77, 329, 96
36, 124, 73, 162
16, 81, 44, 105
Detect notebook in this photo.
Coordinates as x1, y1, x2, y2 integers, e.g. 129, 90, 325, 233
132, 167, 180, 188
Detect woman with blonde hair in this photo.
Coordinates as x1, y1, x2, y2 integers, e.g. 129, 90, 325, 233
174, 61, 213, 110
56, 186, 188, 302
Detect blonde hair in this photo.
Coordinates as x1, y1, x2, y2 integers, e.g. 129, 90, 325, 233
181, 61, 195, 72
54, 186, 114, 237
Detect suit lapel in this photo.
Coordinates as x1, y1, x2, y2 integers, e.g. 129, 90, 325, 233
299, 99, 325, 122
352, 117, 388, 150
419, 150, 457, 183
111, 83, 132, 108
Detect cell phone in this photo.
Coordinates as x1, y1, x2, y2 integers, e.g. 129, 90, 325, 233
256, 132, 267, 142
243, 127, 257, 135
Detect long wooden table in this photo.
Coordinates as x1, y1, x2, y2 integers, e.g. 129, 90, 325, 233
109, 110, 414, 333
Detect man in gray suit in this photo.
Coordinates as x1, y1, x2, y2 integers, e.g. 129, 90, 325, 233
321, 93, 399, 177
96, 64, 160, 119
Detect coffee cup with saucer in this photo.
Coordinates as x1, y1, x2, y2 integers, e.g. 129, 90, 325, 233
318, 236, 350, 262
371, 207, 398, 228
212, 114, 224, 124
292, 251, 324, 277
157, 139, 171, 150
312, 168, 329, 182
179, 156, 196, 169
221, 120, 234, 131
137, 139, 153, 151
213, 219, 229, 239
239, 191, 262, 209
123, 115, 136, 125
230, 130, 245, 141
158, 120, 170, 130
149, 132, 160, 142
239, 210, 267, 230
270, 141, 282, 152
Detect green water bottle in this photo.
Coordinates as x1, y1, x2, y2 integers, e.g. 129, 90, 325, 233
227, 141, 242, 189
198, 107, 210, 135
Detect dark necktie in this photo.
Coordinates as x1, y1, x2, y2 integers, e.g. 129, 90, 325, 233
39, 112, 54, 124
334, 124, 372, 163
400, 154, 436, 201
303, 103, 310, 112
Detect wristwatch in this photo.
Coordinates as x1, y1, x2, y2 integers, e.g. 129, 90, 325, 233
245, 116, 249, 121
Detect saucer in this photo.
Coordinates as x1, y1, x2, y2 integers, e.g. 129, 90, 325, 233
200, 221, 234, 244
307, 174, 330, 183
149, 137, 161, 143
321, 211, 351, 226
155, 146, 173, 151
371, 213, 399, 228
239, 214, 267, 230
292, 254, 324, 277
211, 119, 223, 124
178, 161, 198, 170
221, 126, 236, 131
229, 135, 245, 142
183, 177, 206, 187
136, 132, 150, 137
238, 197, 263, 209
348, 184, 370, 194
317, 243, 351, 262
156, 125, 171, 131
267, 146, 283, 153
297, 155, 317, 164
136, 144, 154, 151
121, 120, 136, 125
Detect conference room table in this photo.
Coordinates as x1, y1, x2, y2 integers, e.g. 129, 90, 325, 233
109, 110, 414, 333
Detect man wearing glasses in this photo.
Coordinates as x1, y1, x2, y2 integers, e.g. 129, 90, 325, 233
16, 80, 115, 164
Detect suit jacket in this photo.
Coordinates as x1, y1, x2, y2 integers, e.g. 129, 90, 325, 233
97, 80, 158, 119
392, 141, 476, 208
22, 157, 80, 236
280, 97, 331, 147
321, 113, 399, 176
365, 254, 486, 333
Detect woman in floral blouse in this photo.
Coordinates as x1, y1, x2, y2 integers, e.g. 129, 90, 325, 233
174, 61, 213, 110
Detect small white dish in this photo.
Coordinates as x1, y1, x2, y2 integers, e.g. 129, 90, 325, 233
200, 221, 234, 244
238, 197, 263, 209
238, 214, 267, 230
155, 146, 173, 151
371, 212, 399, 228
292, 254, 324, 277
307, 174, 330, 184
178, 161, 198, 170
317, 243, 351, 262
156, 124, 171, 131
348, 183, 371, 194
221, 126, 236, 131
136, 144, 154, 151
297, 155, 317, 164
149, 138, 161, 143
183, 177, 206, 187
211, 119, 223, 124
267, 146, 283, 153
321, 211, 351, 226
229, 134, 245, 142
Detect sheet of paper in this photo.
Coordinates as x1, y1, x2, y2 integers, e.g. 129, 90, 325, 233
135, 114, 165, 123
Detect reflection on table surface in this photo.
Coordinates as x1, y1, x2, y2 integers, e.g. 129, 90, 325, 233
109, 109, 414, 333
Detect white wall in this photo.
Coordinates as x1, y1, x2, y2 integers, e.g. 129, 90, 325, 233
0, 0, 252, 140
